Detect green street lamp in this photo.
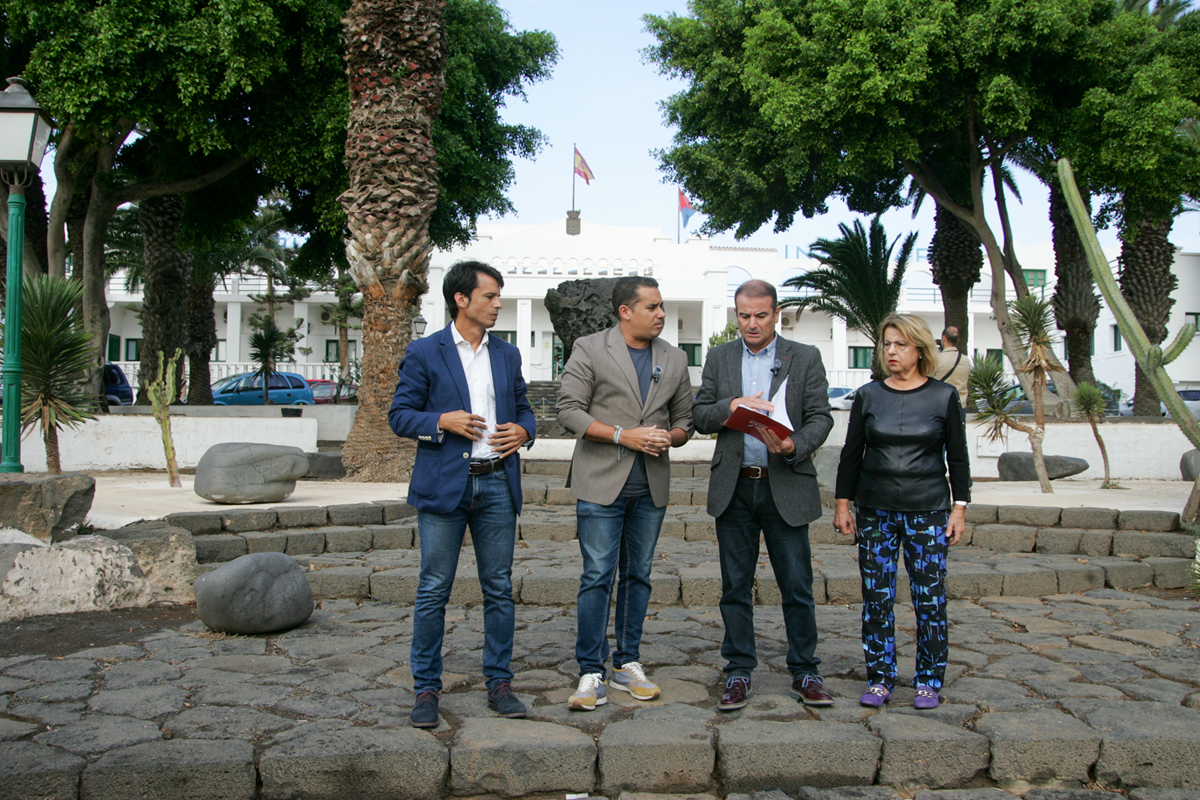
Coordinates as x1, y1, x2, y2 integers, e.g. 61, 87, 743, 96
0, 77, 53, 473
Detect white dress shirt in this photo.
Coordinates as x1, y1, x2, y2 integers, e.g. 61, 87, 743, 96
451, 322, 498, 460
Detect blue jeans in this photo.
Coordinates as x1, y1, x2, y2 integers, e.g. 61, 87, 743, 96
715, 476, 821, 680
411, 471, 516, 694
575, 495, 667, 677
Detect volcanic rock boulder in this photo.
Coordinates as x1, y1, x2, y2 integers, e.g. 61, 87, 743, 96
997, 453, 1088, 481
194, 443, 308, 504
195, 552, 313, 634
545, 278, 620, 365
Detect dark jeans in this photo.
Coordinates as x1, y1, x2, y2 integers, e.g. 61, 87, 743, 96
411, 471, 516, 694
856, 507, 949, 691
574, 495, 666, 677
715, 475, 821, 680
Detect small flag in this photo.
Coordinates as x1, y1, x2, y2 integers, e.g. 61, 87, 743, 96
679, 189, 697, 227
574, 147, 595, 184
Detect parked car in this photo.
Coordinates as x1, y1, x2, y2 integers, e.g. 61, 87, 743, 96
210, 371, 314, 405
827, 386, 856, 410
103, 364, 133, 405
308, 379, 358, 405
1120, 388, 1200, 417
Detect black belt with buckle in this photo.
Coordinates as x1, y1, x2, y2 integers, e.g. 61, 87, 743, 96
469, 458, 505, 476
739, 466, 768, 479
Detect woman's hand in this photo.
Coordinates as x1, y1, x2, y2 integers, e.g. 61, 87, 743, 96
947, 505, 966, 545
834, 499, 855, 537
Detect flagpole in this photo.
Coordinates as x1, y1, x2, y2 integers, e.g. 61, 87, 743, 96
677, 190, 680, 244
572, 143, 576, 211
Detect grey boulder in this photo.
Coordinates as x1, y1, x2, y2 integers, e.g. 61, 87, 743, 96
997, 452, 1088, 481
195, 552, 313, 634
0, 472, 94, 543
194, 443, 309, 504
303, 452, 346, 481
1182, 449, 1200, 481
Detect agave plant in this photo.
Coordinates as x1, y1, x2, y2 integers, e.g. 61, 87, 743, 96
1072, 383, 1121, 490
0, 276, 99, 473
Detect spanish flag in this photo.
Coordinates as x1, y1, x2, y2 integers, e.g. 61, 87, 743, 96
574, 147, 595, 184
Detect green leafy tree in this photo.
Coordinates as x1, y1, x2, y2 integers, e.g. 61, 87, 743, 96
0, 276, 99, 473
781, 217, 915, 381
338, 0, 557, 480
1072, 382, 1121, 489
709, 320, 739, 350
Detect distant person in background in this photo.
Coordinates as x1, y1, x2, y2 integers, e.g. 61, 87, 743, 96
934, 326, 972, 410
693, 280, 835, 712
834, 314, 970, 711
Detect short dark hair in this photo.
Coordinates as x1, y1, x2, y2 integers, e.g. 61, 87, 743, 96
941, 326, 960, 346
443, 260, 504, 319
612, 276, 659, 315
734, 279, 778, 310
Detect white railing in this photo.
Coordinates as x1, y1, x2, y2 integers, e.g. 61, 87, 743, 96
114, 361, 345, 388
826, 369, 872, 390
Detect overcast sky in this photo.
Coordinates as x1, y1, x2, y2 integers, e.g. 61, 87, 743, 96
491, 0, 1200, 267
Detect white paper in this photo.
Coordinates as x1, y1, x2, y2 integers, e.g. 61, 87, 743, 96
769, 377, 794, 432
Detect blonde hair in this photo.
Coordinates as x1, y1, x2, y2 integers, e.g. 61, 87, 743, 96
878, 314, 939, 378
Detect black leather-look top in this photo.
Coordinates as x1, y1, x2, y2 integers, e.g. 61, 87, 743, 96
835, 378, 970, 512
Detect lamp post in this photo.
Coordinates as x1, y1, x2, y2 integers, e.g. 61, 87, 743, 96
0, 77, 53, 473
412, 315, 427, 339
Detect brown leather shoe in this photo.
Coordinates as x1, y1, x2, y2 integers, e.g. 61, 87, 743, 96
718, 674, 752, 711
790, 674, 834, 706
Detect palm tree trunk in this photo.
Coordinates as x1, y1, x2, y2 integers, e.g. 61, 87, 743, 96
1088, 417, 1115, 488
43, 412, 60, 475
929, 203, 982, 345
186, 273, 218, 405
136, 195, 192, 404
1029, 373, 1053, 493
1119, 218, 1177, 416
340, 0, 446, 481
1049, 183, 1099, 387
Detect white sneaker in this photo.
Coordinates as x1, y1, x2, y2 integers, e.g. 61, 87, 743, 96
569, 673, 607, 711
609, 661, 660, 701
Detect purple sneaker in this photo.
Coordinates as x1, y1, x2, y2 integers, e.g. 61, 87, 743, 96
859, 684, 891, 708
913, 686, 940, 709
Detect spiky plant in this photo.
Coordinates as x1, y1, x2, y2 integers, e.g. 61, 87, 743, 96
0, 276, 99, 473
248, 317, 291, 406
1073, 382, 1121, 490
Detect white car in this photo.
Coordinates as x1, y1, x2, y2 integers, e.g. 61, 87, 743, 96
828, 386, 857, 410
1117, 389, 1200, 417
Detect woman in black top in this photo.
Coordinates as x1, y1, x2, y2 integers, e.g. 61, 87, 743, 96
834, 315, 970, 710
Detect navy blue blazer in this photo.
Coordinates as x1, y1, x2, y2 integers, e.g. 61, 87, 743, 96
388, 323, 536, 514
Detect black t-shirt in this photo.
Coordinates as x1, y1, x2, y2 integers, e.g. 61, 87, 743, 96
619, 343, 653, 498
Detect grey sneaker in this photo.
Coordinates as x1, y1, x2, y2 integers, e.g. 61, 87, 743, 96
609, 661, 660, 701
569, 673, 607, 711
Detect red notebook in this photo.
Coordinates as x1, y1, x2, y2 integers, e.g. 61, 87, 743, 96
725, 405, 793, 443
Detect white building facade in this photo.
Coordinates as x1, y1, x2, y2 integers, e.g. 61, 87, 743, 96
104, 217, 1199, 396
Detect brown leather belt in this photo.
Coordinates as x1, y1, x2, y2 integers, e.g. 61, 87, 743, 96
469, 458, 505, 476
739, 466, 768, 479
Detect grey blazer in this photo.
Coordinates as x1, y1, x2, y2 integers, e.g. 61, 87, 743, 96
556, 325, 694, 508
693, 336, 833, 527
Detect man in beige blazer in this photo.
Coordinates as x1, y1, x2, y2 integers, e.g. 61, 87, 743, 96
556, 276, 693, 710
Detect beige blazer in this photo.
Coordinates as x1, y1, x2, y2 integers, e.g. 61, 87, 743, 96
556, 325, 694, 507
935, 347, 972, 409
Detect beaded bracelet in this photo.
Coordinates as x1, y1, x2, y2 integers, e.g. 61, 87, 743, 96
613, 426, 623, 445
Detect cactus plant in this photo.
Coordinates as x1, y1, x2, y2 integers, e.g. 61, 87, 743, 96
1057, 158, 1200, 523
146, 349, 183, 488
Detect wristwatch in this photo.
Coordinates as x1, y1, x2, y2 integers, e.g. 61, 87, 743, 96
953, 500, 968, 508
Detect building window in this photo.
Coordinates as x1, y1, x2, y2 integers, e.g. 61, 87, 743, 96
211, 339, 225, 362
325, 340, 359, 362
849, 346, 874, 370
493, 330, 516, 345
1023, 270, 1048, 298
1186, 312, 1199, 333
107, 334, 120, 363
1112, 325, 1123, 353
125, 339, 140, 361
680, 343, 702, 367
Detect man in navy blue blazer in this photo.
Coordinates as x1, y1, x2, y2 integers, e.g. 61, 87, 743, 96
389, 260, 536, 729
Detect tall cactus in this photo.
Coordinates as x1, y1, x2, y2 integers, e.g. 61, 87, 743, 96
1056, 159, 1200, 525
147, 349, 184, 488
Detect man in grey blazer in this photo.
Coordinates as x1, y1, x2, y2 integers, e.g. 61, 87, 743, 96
557, 276, 694, 711
693, 280, 834, 711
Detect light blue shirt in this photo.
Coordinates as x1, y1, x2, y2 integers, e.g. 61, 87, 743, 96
741, 336, 777, 468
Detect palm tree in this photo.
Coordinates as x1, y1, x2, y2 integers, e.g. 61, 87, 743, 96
0, 276, 99, 473
136, 195, 192, 404
1073, 382, 1121, 489
970, 296, 1058, 493
927, 204, 983, 347
248, 317, 291, 406
340, 0, 447, 480
781, 216, 916, 380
